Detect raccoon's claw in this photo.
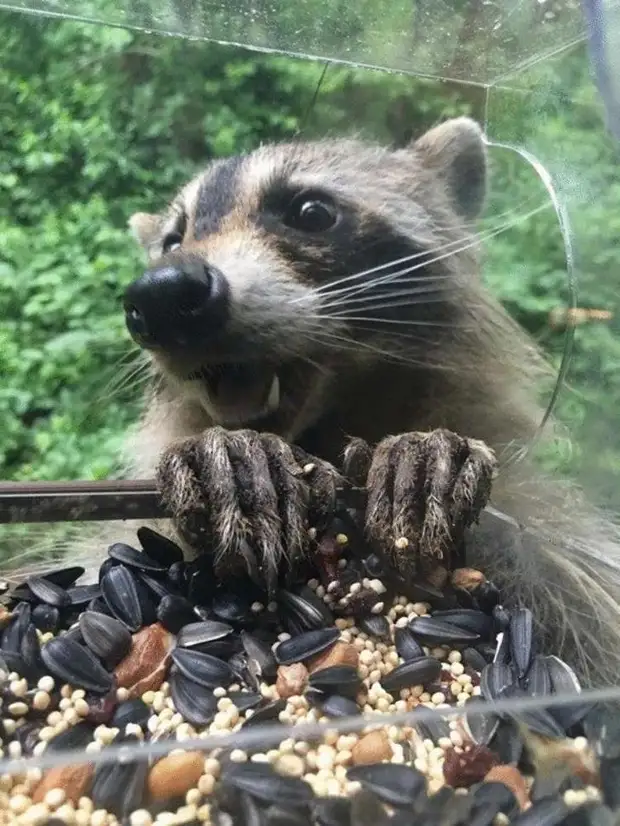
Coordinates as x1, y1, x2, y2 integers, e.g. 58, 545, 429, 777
155, 426, 343, 594
365, 428, 497, 576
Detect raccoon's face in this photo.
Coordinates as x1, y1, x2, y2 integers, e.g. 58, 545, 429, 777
125, 117, 487, 438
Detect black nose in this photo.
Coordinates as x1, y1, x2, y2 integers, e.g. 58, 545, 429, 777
124, 257, 229, 348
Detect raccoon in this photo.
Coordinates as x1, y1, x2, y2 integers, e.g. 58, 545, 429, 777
120, 116, 620, 686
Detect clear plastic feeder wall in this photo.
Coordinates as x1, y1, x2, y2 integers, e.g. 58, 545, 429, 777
1, 0, 620, 823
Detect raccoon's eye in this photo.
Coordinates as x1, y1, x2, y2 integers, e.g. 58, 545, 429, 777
162, 232, 183, 254
284, 192, 339, 233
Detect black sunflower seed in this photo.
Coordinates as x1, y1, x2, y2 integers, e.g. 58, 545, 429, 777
408, 616, 480, 646
139, 571, 179, 602
463, 701, 501, 746
264, 803, 311, 826
229, 692, 263, 713
176, 620, 234, 648
31, 604, 60, 633
221, 762, 314, 806
313, 796, 352, 826
472, 780, 519, 816
583, 703, 620, 759
489, 719, 523, 765
431, 609, 493, 638
319, 694, 361, 717
2, 602, 31, 653
46, 721, 96, 752
509, 607, 534, 678
156, 594, 196, 633
79, 611, 132, 667
108, 542, 168, 574
462, 647, 489, 671
472, 581, 501, 614
44, 566, 86, 589
525, 655, 552, 697
241, 631, 277, 679
346, 763, 426, 807
545, 655, 581, 694
358, 614, 391, 640
26, 577, 71, 608
480, 662, 515, 701
100, 565, 143, 632
599, 757, 620, 810
171, 647, 233, 688
241, 699, 287, 728
41, 637, 113, 694
381, 657, 442, 693
212, 590, 255, 625
491, 606, 511, 632
66, 584, 102, 606
278, 588, 334, 633
0, 650, 26, 675
91, 753, 149, 817
20, 623, 45, 680
409, 705, 451, 742
308, 666, 361, 699
274, 627, 340, 665
167, 561, 189, 592
137, 526, 184, 566
111, 698, 150, 729
394, 627, 424, 662
169, 669, 218, 727
509, 797, 569, 826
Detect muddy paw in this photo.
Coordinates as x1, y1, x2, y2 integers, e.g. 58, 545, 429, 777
155, 426, 343, 594
365, 429, 497, 576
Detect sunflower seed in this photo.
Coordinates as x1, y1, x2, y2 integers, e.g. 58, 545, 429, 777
319, 695, 361, 718
221, 762, 314, 806
242, 699, 287, 728
20, 623, 45, 679
138, 571, 178, 602
492, 606, 511, 632
509, 797, 569, 826
156, 594, 196, 633
545, 655, 581, 694
100, 565, 143, 632
346, 763, 426, 807
264, 804, 310, 826
278, 588, 334, 633
108, 542, 168, 574
509, 607, 534, 678
525, 655, 552, 697
44, 566, 86, 589
229, 692, 263, 713
111, 698, 150, 729
79, 611, 132, 667
171, 647, 233, 688
472, 780, 519, 816
308, 665, 361, 698
274, 627, 340, 665
463, 696, 501, 746
41, 636, 113, 694
599, 758, 620, 811
381, 657, 442, 693
583, 703, 620, 759
462, 647, 489, 671
408, 616, 480, 646
212, 590, 254, 625
31, 604, 60, 633
66, 584, 102, 606
393, 627, 424, 662
137, 526, 184, 566
169, 668, 218, 726
409, 705, 451, 742
480, 662, 515, 701
473, 581, 501, 614
357, 614, 390, 641
177, 620, 235, 648
241, 631, 277, 679
26, 577, 71, 608
489, 719, 523, 765
431, 609, 493, 638
46, 721, 96, 752
91, 752, 149, 817
2, 602, 31, 653
313, 797, 352, 826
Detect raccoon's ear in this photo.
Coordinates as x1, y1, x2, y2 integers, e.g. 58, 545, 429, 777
412, 117, 487, 221
128, 212, 161, 249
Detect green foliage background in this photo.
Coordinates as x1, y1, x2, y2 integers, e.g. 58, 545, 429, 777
1, 8, 620, 535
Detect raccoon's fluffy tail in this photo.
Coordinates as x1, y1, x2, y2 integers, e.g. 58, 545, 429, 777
471, 465, 620, 688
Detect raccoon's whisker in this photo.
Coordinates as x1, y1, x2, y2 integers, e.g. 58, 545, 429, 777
304, 201, 552, 302
318, 315, 456, 328
319, 281, 448, 312
306, 328, 443, 370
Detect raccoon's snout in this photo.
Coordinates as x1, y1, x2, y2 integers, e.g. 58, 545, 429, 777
124, 256, 229, 349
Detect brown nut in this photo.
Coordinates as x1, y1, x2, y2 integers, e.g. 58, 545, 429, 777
275, 663, 308, 699
148, 751, 205, 801
307, 642, 359, 673
114, 622, 174, 698
451, 568, 486, 591
444, 744, 499, 788
484, 765, 530, 810
33, 763, 94, 805
351, 730, 392, 765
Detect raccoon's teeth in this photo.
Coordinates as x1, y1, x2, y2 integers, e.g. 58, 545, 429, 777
265, 374, 280, 413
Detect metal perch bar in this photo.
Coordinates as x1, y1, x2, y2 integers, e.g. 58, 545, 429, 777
0, 479, 369, 525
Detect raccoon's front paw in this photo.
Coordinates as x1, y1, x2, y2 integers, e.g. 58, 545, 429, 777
155, 426, 343, 594
364, 429, 497, 577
